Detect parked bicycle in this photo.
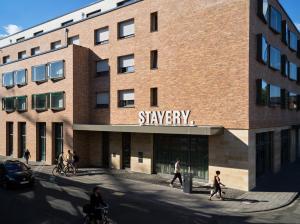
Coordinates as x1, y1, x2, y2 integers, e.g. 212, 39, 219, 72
83, 204, 110, 224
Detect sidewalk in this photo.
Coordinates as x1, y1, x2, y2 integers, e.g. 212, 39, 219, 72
0, 155, 298, 213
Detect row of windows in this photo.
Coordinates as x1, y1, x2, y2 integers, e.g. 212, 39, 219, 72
257, 0, 299, 54
256, 79, 299, 110
96, 88, 158, 108
1, 11, 158, 65
2, 60, 64, 88
2, 92, 65, 112
257, 34, 299, 81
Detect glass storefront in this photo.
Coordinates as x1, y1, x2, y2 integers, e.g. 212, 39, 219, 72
154, 134, 208, 180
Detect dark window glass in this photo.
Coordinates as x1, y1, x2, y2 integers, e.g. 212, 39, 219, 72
281, 130, 291, 165
118, 54, 135, 73
33, 94, 48, 111
269, 46, 281, 70
118, 19, 135, 39
289, 31, 298, 51
150, 87, 158, 106
16, 96, 27, 111
3, 97, 15, 112
282, 21, 289, 44
50, 41, 62, 50
117, 0, 134, 7
96, 92, 109, 108
151, 12, 158, 32
281, 55, 289, 77
19, 123, 26, 158
256, 132, 273, 177
51, 92, 65, 110
18, 51, 26, 60
33, 30, 43, 36
37, 123, 46, 161
3, 56, 10, 64
269, 85, 281, 107
289, 62, 298, 81
150, 50, 158, 69
256, 79, 269, 106
54, 123, 63, 159
138, 152, 143, 163
269, 6, 282, 33
257, 34, 268, 64
86, 9, 101, 18
6, 122, 13, 156
61, 20, 73, 27
31, 47, 40, 56
118, 89, 134, 107
16, 37, 25, 42
288, 92, 298, 110
96, 59, 110, 76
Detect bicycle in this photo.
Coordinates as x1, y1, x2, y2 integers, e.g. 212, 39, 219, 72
83, 204, 110, 224
65, 161, 76, 176
52, 159, 67, 176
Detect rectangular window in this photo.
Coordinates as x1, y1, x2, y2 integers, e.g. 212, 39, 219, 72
19, 122, 26, 158
282, 21, 289, 44
16, 96, 27, 112
150, 50, 158, 69
18, 51, 26, 60
61, 19, 73, 27
31, 47, 40, 56
288, 92, 298, 110
2, 97, 15, 112
48, 60, 64, 80
6, 122, 13, 156
51, 41, 62, 50
32, 94, 48, 111
117, 0, 134, 7
50, 92, 65, 110
95, 27, 109, 45
269, 85, 281, 107
15, 69, 27, 86
118, 89, 134, 107
3, 56, 10, 64
257, 0, 269, 23
96, 92, 109, 108
289, 62, 298, 81
118, 54, 135, 73
281, 55, 289, 77
16, 37, 25, 42
37, 123, 46, 161
269, 6, 282, 33
289, 31, 298, 52
32, 64, 47, 82
33, 30, 43, 36
86, 9, 101, 18
96, 59, 110, 76
2, 72, 14, 88
150, 12, 158, 32
54, 123, 63, 159
269, 46, 281, 70
256, 79, 269, 106
150, 87, 158, 106
138, 152, 143, 163
68, 35, 80, 45
257, 34, 268, 64
118, 19, 135, 39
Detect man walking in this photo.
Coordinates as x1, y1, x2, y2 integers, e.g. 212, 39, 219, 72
170, 159, 182, 188
24, 149, 31, 165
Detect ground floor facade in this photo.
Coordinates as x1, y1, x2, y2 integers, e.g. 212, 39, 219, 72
0, 122, 299, 191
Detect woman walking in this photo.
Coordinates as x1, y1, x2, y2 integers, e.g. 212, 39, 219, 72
209, 170, 225, 200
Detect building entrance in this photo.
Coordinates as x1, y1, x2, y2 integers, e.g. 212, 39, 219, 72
122, 133, 131, 169
154, 134, 208, 180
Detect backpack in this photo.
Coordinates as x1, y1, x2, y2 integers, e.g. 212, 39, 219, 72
73, 155, 79, 163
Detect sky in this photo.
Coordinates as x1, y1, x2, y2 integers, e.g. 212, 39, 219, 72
0, 0, 299, 37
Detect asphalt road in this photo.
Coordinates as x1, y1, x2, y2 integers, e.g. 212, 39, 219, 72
0, 172, 299, 224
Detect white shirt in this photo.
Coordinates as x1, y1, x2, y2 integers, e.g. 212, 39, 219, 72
174, 161, 180, 173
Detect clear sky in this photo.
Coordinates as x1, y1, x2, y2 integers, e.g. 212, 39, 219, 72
0, 0, 299, 37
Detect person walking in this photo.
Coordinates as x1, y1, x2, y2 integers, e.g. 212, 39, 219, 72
170, 159, 183, 188
209, 170, 225, 200
72, 151, 80, 174
24, 149, 31, 165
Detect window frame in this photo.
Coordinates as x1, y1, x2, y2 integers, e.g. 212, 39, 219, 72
269, 6, 282, 34
257, 34, 268, 65
269, 45, 281, 71
2, 97, 16, 112
118, 18, 135, 39
257, 0, 269, 23
150, 12, 158, 32
289, 62, 298, 81
31, 47, 41, 56
14, 69, 27, 86
150, 50, 158, 69
2, 72, 14, 88
269, 84, 282, 107
18, 51, 27, 60
96, 91, 110, 108
118, 89, 135, 108
118, 54, 135, 74
150, 87, 158, 107
50, 40, 62, 50
32, 93, 49, 111
289, 31, 298, 52
96, 59, 110, 76
48, 60, 65, 81
50, 91, 65, 111
32, 64, 47, 83
94, 26, 109, 45
16, 96, 27, 112
256, 79, 269, 106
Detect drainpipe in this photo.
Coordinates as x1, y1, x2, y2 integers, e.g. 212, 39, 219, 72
65, 28, 69, 47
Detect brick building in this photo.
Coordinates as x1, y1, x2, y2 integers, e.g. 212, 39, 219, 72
0, 0, 299, 191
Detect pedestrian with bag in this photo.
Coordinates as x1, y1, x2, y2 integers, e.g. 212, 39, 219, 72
170, 159, 183, 188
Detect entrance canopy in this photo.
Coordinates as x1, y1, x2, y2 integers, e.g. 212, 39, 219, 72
73, 124, 224, 136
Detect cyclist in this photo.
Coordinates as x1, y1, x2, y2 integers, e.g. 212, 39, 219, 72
90, 186, 107, 224
57, 152, 65, 173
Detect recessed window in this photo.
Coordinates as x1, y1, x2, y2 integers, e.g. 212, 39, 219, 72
150, 87, 158, 107
3, 56, 11, 64
32, 64, 47, 82
96, 59, 110, 76
61, 20, 73, 27
95, 27, 109, 45
288, 92, 298, 110
118, 54, 135, 73
289, 62, 298, 81
48, 60, 64, 80
32, 94, 49, 111
31, 47, 40, 56
117, 0, 134, 7
6, 122, 13, 156
257, 34, 268, 64
16, 37, 25, 43
269, 84, 281, 107
18, 51, 26, 60
15, 69, 27, 86
150, 50, 158, 69
118, 19, 135, 39
68, 35, 80, 45
86, 9, 101, 18
2, 72, 14, 88
2, 97, 15, 112
150, 12, 158, 32
257, 0, 269, 23
33, 30, 43, 36
16, 96, 27, 112
289, 31, 298, 52
282, 21, 289, 45
269, 46, 281, 70
138, 152, 143, 163
269, 6, 282, 33
96, 92, 109, 108
118, 89, 134, 107
281, 55, 289, 77
256, 79, 269, 106
51, 41, 62, 50
51, 92, 65, 110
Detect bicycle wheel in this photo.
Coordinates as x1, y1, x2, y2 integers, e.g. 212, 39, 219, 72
52, 167, 59, 176
65, 165, 75, 177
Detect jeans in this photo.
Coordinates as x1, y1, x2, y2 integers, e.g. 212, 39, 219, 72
171, 173, 182, 185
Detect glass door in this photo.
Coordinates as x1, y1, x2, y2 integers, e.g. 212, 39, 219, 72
19, 123, 26, 158
38, 123, 46, 161
122, 133, 131, 169
54, 123, 63, 159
